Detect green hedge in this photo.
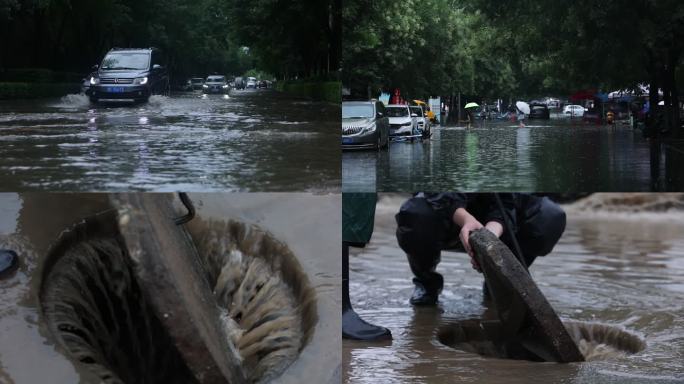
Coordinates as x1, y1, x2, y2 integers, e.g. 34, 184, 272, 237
0, 68, 84, 83
0, 82, 82, 99
276, 81, 341, 103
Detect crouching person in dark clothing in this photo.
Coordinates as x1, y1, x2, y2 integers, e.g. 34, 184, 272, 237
396, 193, 566, 306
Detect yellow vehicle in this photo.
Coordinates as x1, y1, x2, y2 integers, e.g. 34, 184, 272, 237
413, 100, 436, 122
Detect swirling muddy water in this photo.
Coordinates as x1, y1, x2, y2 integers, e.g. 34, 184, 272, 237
342, 119, 684, 192
0, 193, 340, 384
344, 194, 684, 383
0, 90, 340, 192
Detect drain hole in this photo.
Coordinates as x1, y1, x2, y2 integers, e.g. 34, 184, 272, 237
40, 214, 317, 384
40, 229, 197, 384
189, 219, 318, 383
437, 319, 645, 362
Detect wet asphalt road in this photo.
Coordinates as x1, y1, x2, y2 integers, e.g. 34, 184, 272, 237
0, 89, 340, 192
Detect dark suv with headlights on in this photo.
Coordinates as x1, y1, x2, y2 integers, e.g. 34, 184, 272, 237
342, 101, 390, 150
88, 48, 169, 103
203, 75, 230, 94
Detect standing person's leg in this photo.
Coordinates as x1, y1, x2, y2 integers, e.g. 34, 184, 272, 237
396, 197, 454, 305
343, 242, 392, 340
342, 193, 391, 341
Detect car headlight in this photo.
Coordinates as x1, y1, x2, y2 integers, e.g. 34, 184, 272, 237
133, 77, 148, 85
90, 77, 99, 85
222, 85, 229, 89
203, 85, 208, 88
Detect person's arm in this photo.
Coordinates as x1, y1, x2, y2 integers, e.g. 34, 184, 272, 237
452, 205, 503, 273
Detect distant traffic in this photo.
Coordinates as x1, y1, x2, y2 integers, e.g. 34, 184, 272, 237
81, 47, 273, 104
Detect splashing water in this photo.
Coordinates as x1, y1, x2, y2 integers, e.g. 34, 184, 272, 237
189, 219, 318, 383
52, 93, 91, 109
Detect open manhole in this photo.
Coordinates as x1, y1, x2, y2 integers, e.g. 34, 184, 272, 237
437, 319, 646, 361
39, 197, 317, 384
436, 229, 646, 363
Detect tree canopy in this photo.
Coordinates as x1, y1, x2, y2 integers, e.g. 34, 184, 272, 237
0, 0, 339, 80
343, 0, 683, 101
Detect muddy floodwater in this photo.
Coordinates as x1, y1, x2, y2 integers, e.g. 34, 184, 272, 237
344, 194, 684, 383
0, 90, 340, 192
342, 118, 684, 192
0, 193, 340, 384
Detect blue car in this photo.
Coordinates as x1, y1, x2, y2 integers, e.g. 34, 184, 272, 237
88, 47, 170, 104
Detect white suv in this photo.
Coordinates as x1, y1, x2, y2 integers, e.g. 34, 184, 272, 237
563, 105, 587, 117
386, 105, 417, 137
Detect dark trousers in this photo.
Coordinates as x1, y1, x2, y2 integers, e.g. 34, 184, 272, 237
395, 196, 566, 294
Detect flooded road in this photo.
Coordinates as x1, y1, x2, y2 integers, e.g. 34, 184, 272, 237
342, 118, 683, 192
344, 194, 684, 383
0, 90, 340, 192
0, 193, 340, 383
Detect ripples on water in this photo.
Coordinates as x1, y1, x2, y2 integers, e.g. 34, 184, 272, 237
0, 90, 339, 191
344, 193, 684, 384
342, 119, 678, 192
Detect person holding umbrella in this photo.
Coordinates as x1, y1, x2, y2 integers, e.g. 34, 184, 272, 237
516, 101, 530, 128
464, 102, 479, 127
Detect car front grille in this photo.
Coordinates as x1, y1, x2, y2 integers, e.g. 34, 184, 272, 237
100, 78, 134, 85
342, 126, 363, 135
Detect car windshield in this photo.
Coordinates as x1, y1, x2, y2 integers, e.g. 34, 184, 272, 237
206, 76, 225, 83
386, 107, 409, 117
101, 52, 150, 70
533, 106, 545, 110
410, 107, 423, 116
342, 104, 374, 119
191, 78, 204, 84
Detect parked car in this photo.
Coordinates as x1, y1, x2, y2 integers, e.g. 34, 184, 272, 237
88, 47, 169, 103
258, 80, 269, 88
342, 101, 389, 150
410, 105, 431, 138
386, 104, 418, 137
190, 78, 205, 90
202, 75, 229, 94
529, 103, 550, 119
563, 104, 587, 117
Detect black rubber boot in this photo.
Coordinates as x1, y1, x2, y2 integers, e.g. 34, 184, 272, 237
0, 249, 18, 278
342, 243, 392, 341
410, 280, 438, 306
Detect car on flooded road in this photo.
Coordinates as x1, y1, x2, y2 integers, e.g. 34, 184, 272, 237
410, 105, 431, 138
342, 100, 389, 150
529, 103, 550, 119
246, 77, 257, 89
387, 104, 418, 137
202, 75, 230, 94
189, 77, 205, 90
88, 47, 169, 104
563, 104, 587, 117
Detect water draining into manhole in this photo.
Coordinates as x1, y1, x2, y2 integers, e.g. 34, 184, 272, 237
437, 318, 645, 362
38, 211, 317, 383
